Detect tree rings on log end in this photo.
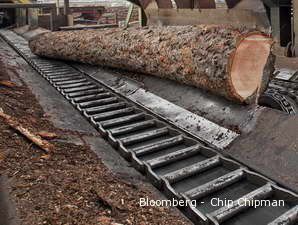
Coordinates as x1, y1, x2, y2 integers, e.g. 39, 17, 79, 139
229, 33, 274, 104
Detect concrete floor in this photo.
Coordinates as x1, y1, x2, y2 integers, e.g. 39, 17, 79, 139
226, 108, 298, 193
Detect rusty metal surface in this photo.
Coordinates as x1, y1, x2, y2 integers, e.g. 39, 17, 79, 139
0, 3, 56, 9
225, 108, 298, 193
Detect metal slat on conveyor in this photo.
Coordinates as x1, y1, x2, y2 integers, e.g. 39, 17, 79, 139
1, 29, 297, 225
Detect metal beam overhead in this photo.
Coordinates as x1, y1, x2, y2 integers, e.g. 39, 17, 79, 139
0, 3, 56, 9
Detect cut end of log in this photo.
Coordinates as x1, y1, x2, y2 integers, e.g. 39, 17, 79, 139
230, 33, 273, 103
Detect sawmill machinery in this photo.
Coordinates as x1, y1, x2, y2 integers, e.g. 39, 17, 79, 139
0, 1, 298, 224
122, 0, 298, 114
1, 24, 298, 225
1, 0, 296, 53
129, 0, 295, 54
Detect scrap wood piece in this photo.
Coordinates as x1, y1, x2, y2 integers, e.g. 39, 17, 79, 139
0, 108, 52, 153
0, 80, 16, 88
37, 131, 58, 140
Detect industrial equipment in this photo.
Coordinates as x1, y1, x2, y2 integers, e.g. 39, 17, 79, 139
0, 1, 297, 225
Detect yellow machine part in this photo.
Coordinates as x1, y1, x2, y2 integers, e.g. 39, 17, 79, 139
12, 0, 31, 3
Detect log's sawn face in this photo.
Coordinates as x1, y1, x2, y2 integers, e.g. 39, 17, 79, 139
29, 25, 274, 104
229, 33, 274, 103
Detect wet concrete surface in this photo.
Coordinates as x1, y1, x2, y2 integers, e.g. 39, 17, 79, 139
226, 108, 298, 193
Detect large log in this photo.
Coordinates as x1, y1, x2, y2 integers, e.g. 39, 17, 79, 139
29, 25, 275, 104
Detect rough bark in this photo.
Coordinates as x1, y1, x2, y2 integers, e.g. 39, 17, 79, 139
29, 25, 275, 104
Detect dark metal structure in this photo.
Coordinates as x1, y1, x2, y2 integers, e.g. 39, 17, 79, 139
129, 0, 291, 9
129, 0, 296, 55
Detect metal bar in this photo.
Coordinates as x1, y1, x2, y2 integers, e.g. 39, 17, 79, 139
100, 113, 145, 128
268, 205, 298, 225
93, 107, 135, 121
84, 102, 127, 115
72, 92, 112, 103
184, 169, 245, 200
0, 3, 56, 9
120, 127, 169, 146
162, 155, 221, 184
125, 3, 134, 27
79, 97, 119, 109
54, 78, 87, 85
208, 184, 273, 223
62, 85, 98, 94
133, 135, 184, 156
146, 144, 201, 169
47, 74, 80, 79
109, 120, 156, 136
58, 81, 92, 89
66, 89, 105, 98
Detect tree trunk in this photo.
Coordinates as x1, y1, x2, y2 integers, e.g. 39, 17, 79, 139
29, 25, 275, 104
